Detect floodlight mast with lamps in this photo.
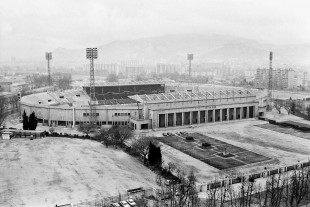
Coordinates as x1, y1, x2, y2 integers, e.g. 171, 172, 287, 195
187, 54, 193, 77
86, 48, 98, 126
45, 52, 52, 87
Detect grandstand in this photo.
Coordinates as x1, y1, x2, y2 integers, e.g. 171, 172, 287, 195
132, 89, 255, 103
20, 82, 265, 130
21, 90, 90, 106
83, 81, 165, 101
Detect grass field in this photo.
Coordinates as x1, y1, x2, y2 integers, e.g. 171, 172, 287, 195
0, 138, 156, 207
157, 133, 270, 170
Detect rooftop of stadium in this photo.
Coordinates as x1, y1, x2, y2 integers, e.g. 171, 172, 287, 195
21, 89, 138, 106
21, 87, 256, 107
83, 80, 164, 87
21, 90, 90, 106
129, 89, 256, 103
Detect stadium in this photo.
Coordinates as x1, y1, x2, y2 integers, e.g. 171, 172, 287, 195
20, 81, 265, 130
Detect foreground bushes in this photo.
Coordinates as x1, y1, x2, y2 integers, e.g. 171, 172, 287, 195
49, 132, 92, 139
202, 142, 211, 147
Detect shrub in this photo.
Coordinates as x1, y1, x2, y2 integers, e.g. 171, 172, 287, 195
269, 120, 277, 125
185, 136, 194, 141
249, 177, 255, 182
202, 142, 211, 147
299, 127, 310, 132
125, 146, 131, 152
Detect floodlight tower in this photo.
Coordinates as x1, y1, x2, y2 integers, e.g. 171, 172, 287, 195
45, 52, 52, 87
187, 54, 193, 77
86, 48, 98, 126
268, 51, 273, 98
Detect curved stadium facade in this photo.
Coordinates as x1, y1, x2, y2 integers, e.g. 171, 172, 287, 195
20, 81, 263, 130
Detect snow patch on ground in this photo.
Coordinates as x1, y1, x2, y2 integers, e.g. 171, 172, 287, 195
0, 138, 156, 207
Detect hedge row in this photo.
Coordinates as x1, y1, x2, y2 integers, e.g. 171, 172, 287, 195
268, 120, 310, 132
49, 132, 94, 139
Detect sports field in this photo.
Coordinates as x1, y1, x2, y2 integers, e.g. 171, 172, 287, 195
148, 118, 310, 184
0, 138, 156, 207
157, 133, 270, 170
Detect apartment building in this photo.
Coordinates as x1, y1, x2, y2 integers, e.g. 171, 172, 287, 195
255, 68, 295, 90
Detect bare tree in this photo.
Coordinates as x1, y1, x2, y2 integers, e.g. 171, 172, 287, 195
131, 136, 157, 164
0, 96, 8, 127
96, 128, 112, 147
49, 127, 55, 134
78, 123, 97, 136
107, 73, 119, 82
118, 126, 133, 147
288, 167, 310, 207
235, 180, 256, 207
155, 167, 199, 207
273, 99, 284, 114
205, 181, 220, 207
262, 174, 286, 207
282, 100, 293, 115
135, 197, 149, 207
201, 165, 310, 207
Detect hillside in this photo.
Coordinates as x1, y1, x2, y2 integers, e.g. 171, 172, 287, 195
51, 34, 310, 66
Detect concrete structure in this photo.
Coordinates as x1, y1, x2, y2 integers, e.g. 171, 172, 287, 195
20, 82, 262, 130
1, 131, 12, 139
156, 63, 180, 74
0, 92, 18, 115
255, 68, 295, 90
0, 82, 30, 93
20, 90, 137, 128
129, 89, 258, 130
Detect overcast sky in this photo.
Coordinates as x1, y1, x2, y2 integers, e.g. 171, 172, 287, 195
0, 0, 309, 60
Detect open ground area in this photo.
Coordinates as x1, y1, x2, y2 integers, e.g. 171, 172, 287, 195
148, 116, 310, 185
2, 113, 310, 206
0, 138, 156, 207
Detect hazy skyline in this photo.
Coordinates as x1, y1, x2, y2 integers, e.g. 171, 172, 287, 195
0, 0, 309, 60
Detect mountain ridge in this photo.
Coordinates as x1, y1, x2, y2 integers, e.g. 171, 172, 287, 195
51, 34, 310, 66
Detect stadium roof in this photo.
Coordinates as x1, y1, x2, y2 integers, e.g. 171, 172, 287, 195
21, 90, 138, 106
129, 89, 255, 103
83, 80, 164, 87
21, 90, 90, 106
97, 98, 137, 105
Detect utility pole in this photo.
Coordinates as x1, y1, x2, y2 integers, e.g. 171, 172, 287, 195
45, 52, 52, 87
187, 54, 193, 77
86, 48, 98, 126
